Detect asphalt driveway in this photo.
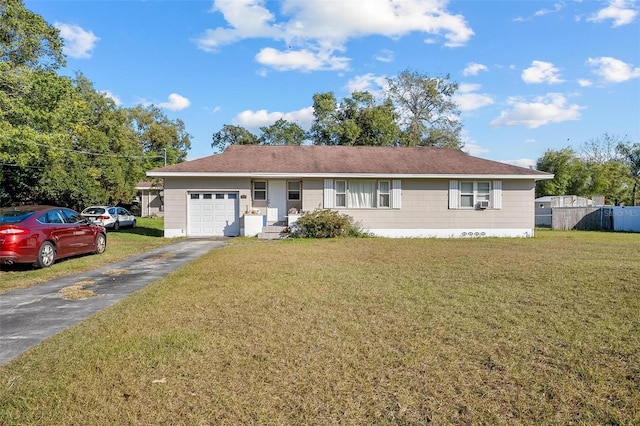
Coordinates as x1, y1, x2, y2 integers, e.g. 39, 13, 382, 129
0, 238, 228, 365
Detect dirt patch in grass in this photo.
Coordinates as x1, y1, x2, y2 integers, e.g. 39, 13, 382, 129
59, 280, 96, 300
1, 231, 639, 425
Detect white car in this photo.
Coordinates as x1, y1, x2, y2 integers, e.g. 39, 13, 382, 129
81, 206, 136, 231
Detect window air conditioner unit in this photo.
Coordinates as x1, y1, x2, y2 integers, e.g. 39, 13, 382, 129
477, 200, 490, 209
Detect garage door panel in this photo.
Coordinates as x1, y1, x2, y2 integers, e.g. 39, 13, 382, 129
188, 192, 239, 237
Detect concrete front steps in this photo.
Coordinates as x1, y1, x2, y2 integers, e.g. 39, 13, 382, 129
258, 223, 290, 240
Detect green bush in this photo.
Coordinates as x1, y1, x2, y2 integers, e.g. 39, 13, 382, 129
292, 209, 369, 238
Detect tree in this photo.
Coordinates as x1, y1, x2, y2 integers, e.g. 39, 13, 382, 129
259, 118, 304, 145
0, 0, 65, 70
616, 142, 640, 206
0, 2, 193, 208
535, 141, 637, 205
386, 69, 463, 148
308, 91, 400, 146
128, 104, 191, 167
580, 133, 622, 164
585, 160, 634, 205
308, 92, 341, 146
211, 124, 259, 152
338, 91, 400, 146
0, 68, 80, 206
535, 148, 589, 197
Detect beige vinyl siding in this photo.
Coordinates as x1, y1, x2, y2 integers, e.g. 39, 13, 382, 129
301, 179, 325, 211
306, 178, 535, 231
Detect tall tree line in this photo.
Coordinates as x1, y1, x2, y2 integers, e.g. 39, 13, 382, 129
0, 0, 190, 209
536, 134, 640, 206
212, 70, 463, 151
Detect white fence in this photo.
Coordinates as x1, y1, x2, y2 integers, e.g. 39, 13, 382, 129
608, 206, 640, 232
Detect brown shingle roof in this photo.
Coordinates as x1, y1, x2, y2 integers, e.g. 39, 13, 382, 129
148, 145, 552, 178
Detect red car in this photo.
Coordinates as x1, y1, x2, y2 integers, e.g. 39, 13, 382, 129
0, 205, 107, 268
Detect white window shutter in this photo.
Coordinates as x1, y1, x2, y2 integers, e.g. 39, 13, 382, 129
392, 179, 401, 209
492, 180, 502, 209
449, 180, 459, 209
324, 179, 334, 208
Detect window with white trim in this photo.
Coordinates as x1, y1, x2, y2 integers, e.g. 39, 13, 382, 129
449, 180, 501, 209
378, 180, 390, 208
287, 181, 301, 200
460, 181, 490, 208
327, 179, 398, 209
335, 180, 347, 207
253, 181, 266, 201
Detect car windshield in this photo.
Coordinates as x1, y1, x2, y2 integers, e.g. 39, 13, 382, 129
83, 207, 106, 215
0, 209, 36, 224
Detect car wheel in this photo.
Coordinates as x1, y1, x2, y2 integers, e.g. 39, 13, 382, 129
131, 219, 136, 228
94, 233, 107, 254
36, 241, 56, 268
113, 221, 120, 231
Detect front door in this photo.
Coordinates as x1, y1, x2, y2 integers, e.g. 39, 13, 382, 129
268, 180, 287, 223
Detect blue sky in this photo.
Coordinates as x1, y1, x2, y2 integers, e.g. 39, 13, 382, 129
25, 0, 640, 167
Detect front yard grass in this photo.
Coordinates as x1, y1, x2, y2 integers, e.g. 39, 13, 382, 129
0, 217, 173, 294
0, 230, 638, 424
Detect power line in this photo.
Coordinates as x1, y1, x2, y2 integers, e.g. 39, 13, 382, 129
3, 137, 166, 161
0, 162, 46, 170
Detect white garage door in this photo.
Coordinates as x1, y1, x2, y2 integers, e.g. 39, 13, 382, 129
188, 192, 239, 236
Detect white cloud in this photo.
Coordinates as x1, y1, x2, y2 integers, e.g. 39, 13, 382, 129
345, 73, 388, 94
501, 158, 537, 168
490, 93, 584, 128
463, 141, 489, 157
587, 0, 638, 27
578, 79, 593, 87
513, 2, 563, 22
280, 0, 474, 47
194, 0, 474, 71
522, 60, 565, 84
100, 91, 121, 106
54, 22, 99, 59
233, 106, 314, 130
462, 62, 488, 76
158, 93, 191, 111
375, 49, 394, 63
255, 47, 349, 71
454, 84, 494, 112
194, 0, 281, 52
459, 131, 488, 156
587, 56, 640, 83
534, 2, 564, 17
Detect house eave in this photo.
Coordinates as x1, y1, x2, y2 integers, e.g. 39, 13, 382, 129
147, 171, 553, 180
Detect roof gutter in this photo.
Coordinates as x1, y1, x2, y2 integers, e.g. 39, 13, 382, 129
147, 171, 554, 181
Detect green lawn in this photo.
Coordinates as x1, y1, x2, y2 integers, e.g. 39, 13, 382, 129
0, 217, 174, 294
1, 230, 638, 425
